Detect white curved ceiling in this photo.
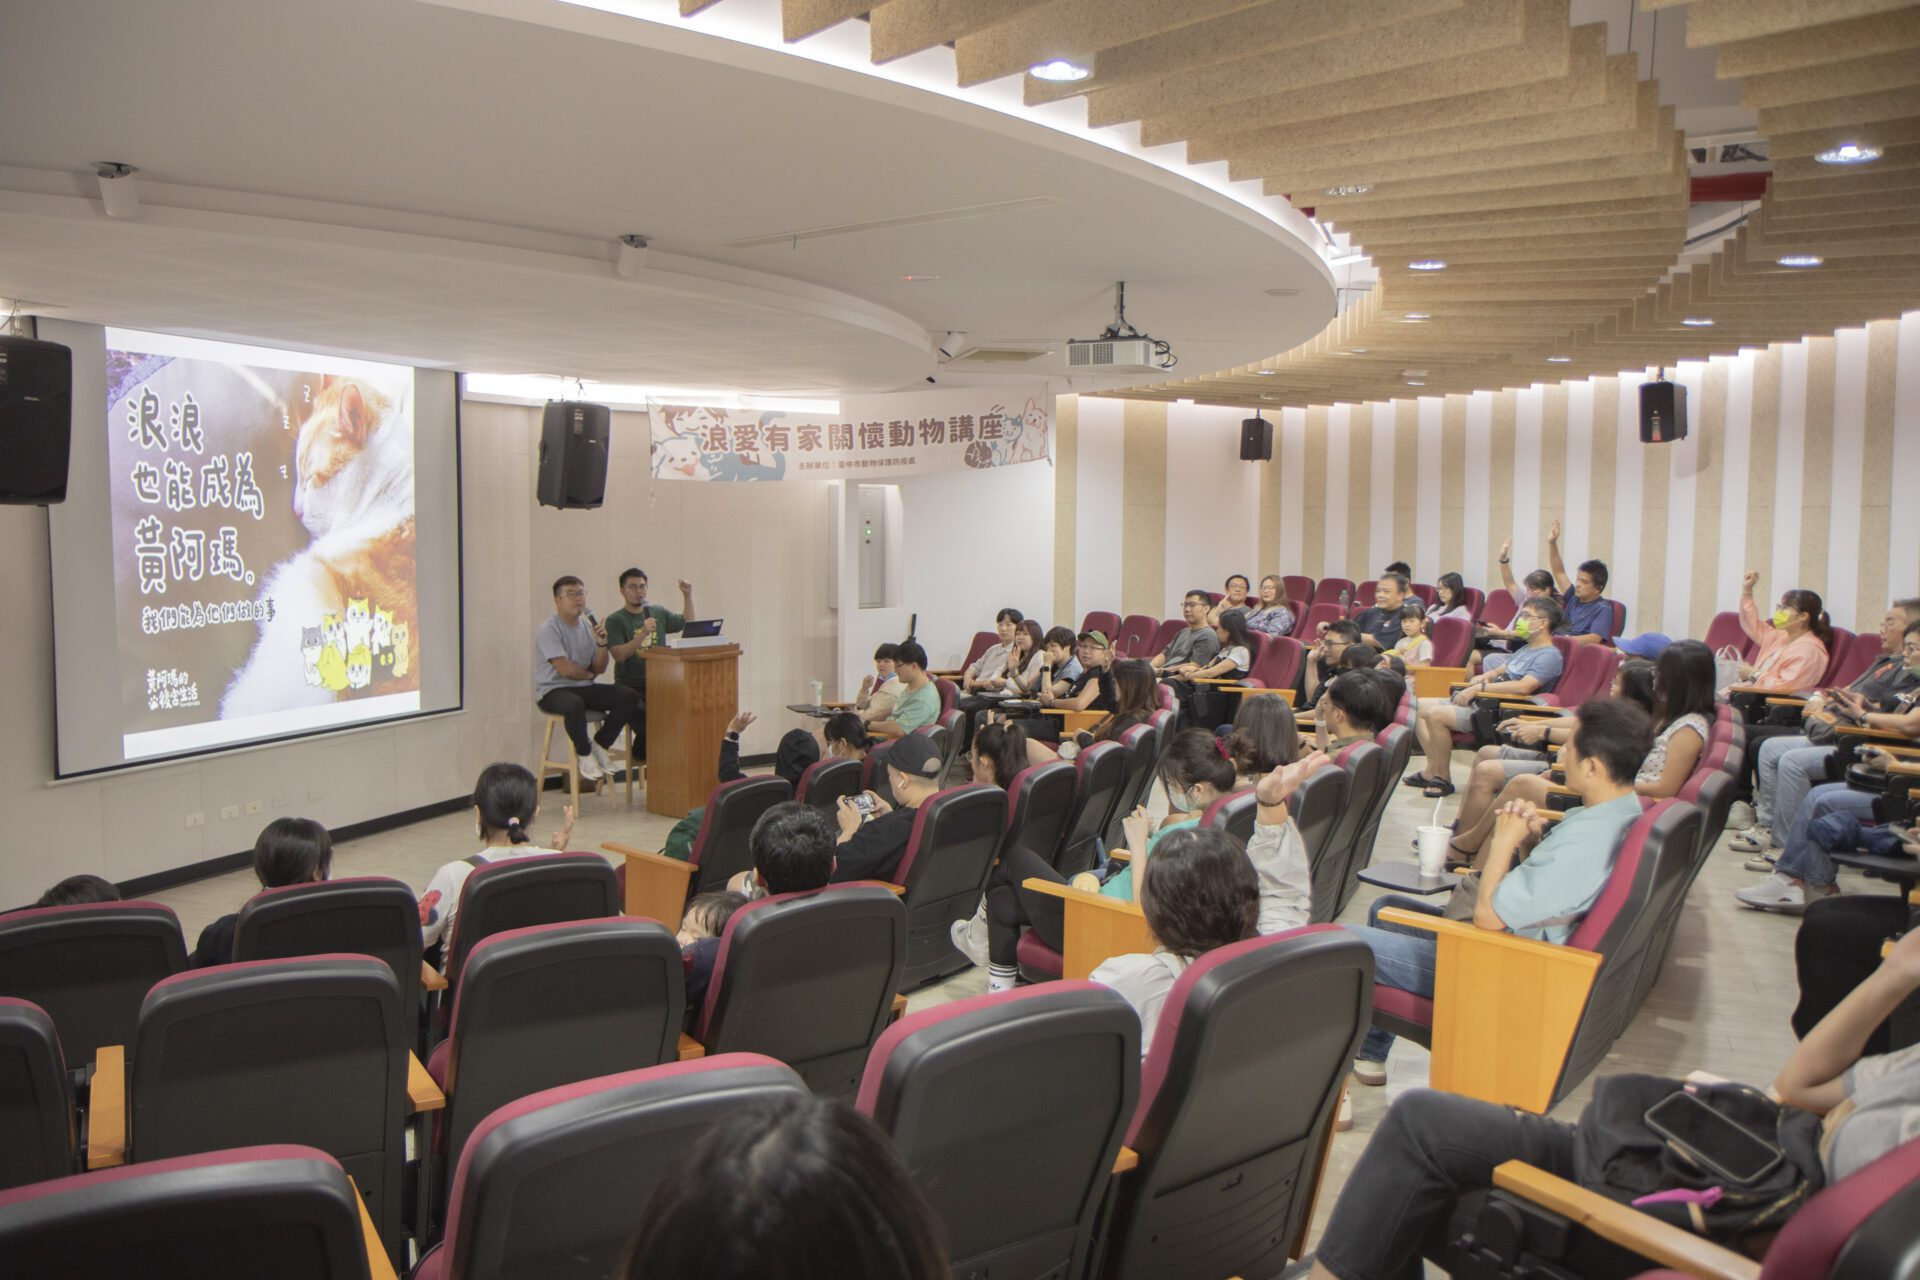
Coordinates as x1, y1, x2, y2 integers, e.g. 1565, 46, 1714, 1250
0, 0, 1335, 397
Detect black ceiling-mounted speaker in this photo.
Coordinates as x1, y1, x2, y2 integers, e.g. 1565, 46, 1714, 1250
0, 335, 73, 505
1638, 378, 1687, 444
537, 400, 610, 509
1239, 415, 1273, 462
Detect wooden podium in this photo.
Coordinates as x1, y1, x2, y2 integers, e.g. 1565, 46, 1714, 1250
637, 644, 740, 817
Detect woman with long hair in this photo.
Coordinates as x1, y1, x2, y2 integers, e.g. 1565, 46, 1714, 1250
1427, 572, 1473, 622
1224, 694, 1298, 783
1180, 608, 1258, 726
419, 763, 573, 961
1243, 574, 1297, 637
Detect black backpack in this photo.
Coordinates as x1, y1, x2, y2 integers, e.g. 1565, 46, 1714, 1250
1574, 1074, 1825, 1244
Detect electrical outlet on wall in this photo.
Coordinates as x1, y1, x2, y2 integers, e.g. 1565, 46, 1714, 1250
245, 800, 263, 815
184, 812, 205, 829
220, 804, 240, 821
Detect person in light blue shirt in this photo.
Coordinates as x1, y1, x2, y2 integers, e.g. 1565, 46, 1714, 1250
1346, 698, 1654, 1081
1406, 595, 1566, 797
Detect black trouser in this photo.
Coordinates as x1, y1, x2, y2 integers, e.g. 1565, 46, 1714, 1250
1793, 893, 1917, 1056
1737, 721, 1804, 802
538, 683, 641, 758
985, 846, 1069, 968
1315, 1089, 1578, 1280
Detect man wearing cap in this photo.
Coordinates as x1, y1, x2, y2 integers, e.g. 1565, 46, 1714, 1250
1023, 629, 1118, 744
832, 732, 943, 884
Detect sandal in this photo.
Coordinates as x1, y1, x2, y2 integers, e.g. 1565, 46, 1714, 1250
1403, 772, 1440, 789
1421, 779, 1456, 799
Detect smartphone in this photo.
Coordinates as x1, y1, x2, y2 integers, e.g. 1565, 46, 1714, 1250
1643, 1091, 1782, 1186
851, 793, 878, 817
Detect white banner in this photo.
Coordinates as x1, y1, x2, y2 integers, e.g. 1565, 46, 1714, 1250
648, 385, 1051, 482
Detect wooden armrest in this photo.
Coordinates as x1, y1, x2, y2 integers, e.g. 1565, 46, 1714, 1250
1538, 810, 1566, 823
1413, 667, 1470, 700
1887, 760, 1920, 778
1764, 697, 1809, 708
867, 880, 908, 895
1877, 744, 1920, 759
420, 960, 448, 992
1543, 782, 1578, 797
891, 993, 908, 1023
85, 1045, 127, 1169
1112, 1146, 1138, 1174
407, 1051, 445, 1113
1375, 908, 1601, 1113
927, 669, 962, 679
1836, 724, 1918, 743
603, 841, 698, 920
1107, 849, 1131, 863
1227, 686, 1297, 704
1190, 676, 1242, 685
677, 1032, 705, 1061
1490, 1162, 1759, 1280
1022, 878, 1153, 980
351, 1177, 400, 1280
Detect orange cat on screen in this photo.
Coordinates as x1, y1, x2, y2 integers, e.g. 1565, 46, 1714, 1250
221, 375, 419, 717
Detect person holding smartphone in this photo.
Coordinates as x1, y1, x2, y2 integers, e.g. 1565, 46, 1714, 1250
1297, 925, 1920, 1280
828, 732, 943, 884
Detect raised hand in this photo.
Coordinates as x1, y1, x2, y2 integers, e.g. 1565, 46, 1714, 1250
1121, 804, 1153, 855
678, 578, 693, 595
549, 804, 575, 851
1500, 536, 1512, 560
727, 711, 756, 735
1548, 518, 1562, 545
1257, 750, 1330, 806
1743, 569, 1761, 593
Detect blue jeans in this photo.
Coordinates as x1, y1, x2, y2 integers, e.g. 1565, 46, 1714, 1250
1753, 734, 1812, 828
1754, 736, 1835, 846
1775, 782, 1877, 888
1346, 896, 1440, 1062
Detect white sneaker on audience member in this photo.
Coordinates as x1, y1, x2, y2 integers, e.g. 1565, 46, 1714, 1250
1352, 1058, 1387, 1086
1726, 801, 1756, 831
1729, 827, 1772, 854
577, 752, 604, 782
1734, 873, 1831, 913
1743, 851, 1779, 873
949, 914, 989, 968
1335, 1091, 1354, 1132
590, 739, 617, 777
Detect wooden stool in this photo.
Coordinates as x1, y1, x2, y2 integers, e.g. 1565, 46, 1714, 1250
616, 722, 646, 804
539, 713, 586, 811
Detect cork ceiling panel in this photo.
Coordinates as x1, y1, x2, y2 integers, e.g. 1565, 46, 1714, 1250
667, 0, 1920, 407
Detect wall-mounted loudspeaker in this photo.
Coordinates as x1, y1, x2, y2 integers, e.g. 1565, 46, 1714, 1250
1239, 415, 1273, 462
0, 335, 73, 505
537, 400, 611, 509
1638, 378, 1687, 444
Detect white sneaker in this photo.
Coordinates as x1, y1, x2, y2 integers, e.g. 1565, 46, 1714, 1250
1735, 873, 1805, 913
1352, 1058, 1387, 1087
590, 739, 617, 777
1726, 800, 1756, 831
1729, 827, 1773, 854
576, 752, 604, 782
949, 915, 989, 968
1334, 1091, 1354, 1132
1743, 851, 1779, 873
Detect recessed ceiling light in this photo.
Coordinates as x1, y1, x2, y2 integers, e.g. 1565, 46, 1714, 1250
900, 274, 938, 282
1260, 394, 1279, 401
1406, 380, 1427, 387
1402, 312, 1431, 321
1253, 370, 1276, 376
1028, 58, 1091, 82
1681, 317, 1714, 327
1815, 142, 1881, 165
1547, 356, 1572, 363
1323, 184, 1372, 197
1777, 254, 1823, 268
1346, 347, 1369, 354
1408, 259, 1447, 271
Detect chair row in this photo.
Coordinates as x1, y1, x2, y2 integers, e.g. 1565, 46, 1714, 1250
2, 925, 1377, 1280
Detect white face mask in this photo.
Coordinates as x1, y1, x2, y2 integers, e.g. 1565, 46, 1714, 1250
1168, 784, 1200, 813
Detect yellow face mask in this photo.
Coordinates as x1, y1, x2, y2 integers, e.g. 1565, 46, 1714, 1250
1514, 616, 1533, 638
1772, 608, 1793, 628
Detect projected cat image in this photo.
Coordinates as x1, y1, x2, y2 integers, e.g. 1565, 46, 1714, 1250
221, 375, 419, 717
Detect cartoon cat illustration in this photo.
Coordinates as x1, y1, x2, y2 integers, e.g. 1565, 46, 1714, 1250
300, 625, 324, 686
222, 375, 420, 716
391, 622, 410, 678
322, 611, 346, 659
372, 606, 393, 664
346, 643, 372, 690
317, 638, 349, 692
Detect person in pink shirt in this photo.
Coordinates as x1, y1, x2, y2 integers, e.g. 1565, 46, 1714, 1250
1728, 570, 1832, 694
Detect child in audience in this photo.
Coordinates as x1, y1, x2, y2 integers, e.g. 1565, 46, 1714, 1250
697, 803, 837, 1016
625, 1093, 949, 1280
32, 874, 120, 908
675, 891, 746, 948
419, 763, 573, 964
1387, 602, 1433, 666
1179, 610, 1255, 725
189, 817, 335, 968
1089, 826, 1259, 1055
1302, 925, 1920, 1280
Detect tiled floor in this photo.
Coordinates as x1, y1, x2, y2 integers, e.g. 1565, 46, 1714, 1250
147, 765, 1832, 1260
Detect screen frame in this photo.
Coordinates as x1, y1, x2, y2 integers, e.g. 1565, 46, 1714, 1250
42, 316, 467, 780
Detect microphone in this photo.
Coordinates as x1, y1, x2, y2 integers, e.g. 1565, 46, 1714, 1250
585, 609, 599, 628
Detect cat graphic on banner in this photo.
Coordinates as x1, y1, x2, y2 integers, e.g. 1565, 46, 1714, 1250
648, 385, 1051, 482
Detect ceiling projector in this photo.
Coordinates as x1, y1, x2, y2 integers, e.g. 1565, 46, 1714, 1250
1068, 281, 1177, 373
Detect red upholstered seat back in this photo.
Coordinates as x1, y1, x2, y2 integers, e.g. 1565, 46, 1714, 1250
1757, 1132, 1920, 1279
1282, 576, 1315, 613
1431, 615, 1474, 667
1148, 618, 1185, 656
1245, 635, 1303, 689
1299, 601, 1345, 637
1480, 588, 1519, 628
1607, 599, 1627, 638
1080, 611, 1122, 641
1544, 642, 1620, 707
1410, 582, 1436, 606
1115, 613, 1159, 658
1310, 578, 1355, 608
958, 631, 995, 671
1352, 580, 1377, 613
1703, 610, 1755, 660
1827, 629, 1880, 688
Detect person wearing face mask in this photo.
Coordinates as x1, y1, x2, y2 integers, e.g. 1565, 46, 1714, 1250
1726, 571, 1833, 695
1405, 597, 1565, 798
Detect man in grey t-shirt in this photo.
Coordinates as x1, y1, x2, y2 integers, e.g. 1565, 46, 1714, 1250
1153, 589, 1223, 672
535, 575, 641, 782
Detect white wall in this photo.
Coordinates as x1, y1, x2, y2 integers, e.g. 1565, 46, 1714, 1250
897, 461, 1057, 671
1161, 402, 1262, 614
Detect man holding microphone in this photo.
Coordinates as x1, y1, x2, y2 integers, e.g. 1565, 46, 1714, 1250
535, 575, 642, 783
603, 568, 696, 762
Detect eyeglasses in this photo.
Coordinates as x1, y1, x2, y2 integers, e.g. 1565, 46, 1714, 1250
558, 589, 586, 599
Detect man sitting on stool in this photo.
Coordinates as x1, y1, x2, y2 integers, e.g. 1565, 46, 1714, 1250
534, 575, 640, 784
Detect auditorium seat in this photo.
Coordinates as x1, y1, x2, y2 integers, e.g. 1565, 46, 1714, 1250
0, 900, 187, 1073
1469, 1123, 1920, 1280
1430, 615, 1473, 667
1479, 588, 1519, 631
1114, 613, 1159, 658
1282, 576, 1316, 614
605, 776, 789, 926
1097, 926, 1373, 1280
1607, 598, 1628, 638
857, 983, 1138, 1280
0, 1144, 378, 1280
1352, 579, 1377, 613
1298, 600, 1345, 637
0, 999, 75, 1190
1058, 740, 1128, 876
440, 854, 619, 998
1199, 788, 1256, 843
1335, 723, 1415, 916
1147, 618, 1185, 656
233, 876, 423, 1017
1463, 586, 1486, 620
999, 760, 1078, 867
125, 955, 412, 1265
416, 1055, 807, 1280
1215, 633, 1303, 703
926, 708, 964, 784
1371, 799, 1704, 1113
1825, 628, 1880, 689
794, 755, 863, 811
934, 677, 960, 716
1080, 610, 1122, 641
934, 631, 996, 678
1103, 721, 1165, 855
688, 884, 906, 1096
889, 783, 1008, 989
1703, 609, 1757, 661
1310, 740, 1385, 923
1410, 582, 1436, 606
422, 919, 683, 1218
1287, 765, 1349, 883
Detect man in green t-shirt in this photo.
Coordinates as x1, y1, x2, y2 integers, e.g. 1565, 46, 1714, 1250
604, 567, 697, 755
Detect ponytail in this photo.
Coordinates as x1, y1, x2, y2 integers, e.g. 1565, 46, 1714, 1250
472, 762, 539, 844
505, 815, 530, 845
1783, 589, 1834, 655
